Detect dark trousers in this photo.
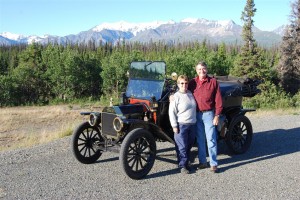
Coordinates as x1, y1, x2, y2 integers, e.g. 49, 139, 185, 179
174, 124, 196, 168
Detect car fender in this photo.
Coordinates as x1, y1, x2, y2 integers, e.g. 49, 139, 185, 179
123, 119, 175, 144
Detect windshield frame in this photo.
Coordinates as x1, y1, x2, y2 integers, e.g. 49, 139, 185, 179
129, 61, 166, 80
125, 61, 166, 100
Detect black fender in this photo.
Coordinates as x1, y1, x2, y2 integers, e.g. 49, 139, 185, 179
239, 108, 256, 115
223, 106, 255, 122
122, 118, 175, 144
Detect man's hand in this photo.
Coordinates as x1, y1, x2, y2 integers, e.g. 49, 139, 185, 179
213, 115, 219, 126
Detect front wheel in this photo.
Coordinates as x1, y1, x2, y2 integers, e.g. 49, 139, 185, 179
120, 128, 156, 179
225, 115, 253, 154
71, 122, 103, 164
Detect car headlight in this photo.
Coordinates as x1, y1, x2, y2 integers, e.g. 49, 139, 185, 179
89, 112, 101, 126
113, 117, 124, 132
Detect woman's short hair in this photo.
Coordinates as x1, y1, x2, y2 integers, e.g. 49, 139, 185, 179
177, 75, 188, 84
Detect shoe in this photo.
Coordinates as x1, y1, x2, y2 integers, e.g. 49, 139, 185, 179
180, 167, 190, 174
197, 163, 208, 170
186, 163, 194, 171
210, 166, 218, 173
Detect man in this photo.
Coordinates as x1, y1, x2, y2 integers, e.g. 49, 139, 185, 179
188, 61, 223, 173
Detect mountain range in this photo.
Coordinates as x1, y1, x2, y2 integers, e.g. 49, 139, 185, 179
0, 18, 286, 47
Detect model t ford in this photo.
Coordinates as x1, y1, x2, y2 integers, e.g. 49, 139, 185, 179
71, 61, 261, 179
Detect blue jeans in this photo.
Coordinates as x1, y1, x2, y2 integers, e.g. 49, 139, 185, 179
174, 124, 196, 168
196, 111, 218, 167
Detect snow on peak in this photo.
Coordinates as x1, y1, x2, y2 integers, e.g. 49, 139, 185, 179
0, 32, 49, 44
194, 19, 236, 30
26, 35, 47, 44
92, 20, 175, 35
0, 32, 25, 40
181, 18, 199, 23
180, 18, 235, 27
217, 20, 235, 27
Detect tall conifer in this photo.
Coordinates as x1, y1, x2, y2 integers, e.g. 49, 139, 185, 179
231, 0, 262, 78
277, 0, 300, 95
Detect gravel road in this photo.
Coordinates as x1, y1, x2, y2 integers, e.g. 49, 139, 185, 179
0, 114, 299, 200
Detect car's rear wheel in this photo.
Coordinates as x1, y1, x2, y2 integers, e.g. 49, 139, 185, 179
120, 128, 156, 179
71, 122, 103, 164
225, 115, 253, 154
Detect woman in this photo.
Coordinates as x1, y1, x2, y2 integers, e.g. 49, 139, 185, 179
168, 75, 197, 174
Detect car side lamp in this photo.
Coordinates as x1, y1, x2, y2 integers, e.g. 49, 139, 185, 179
150, 96, 158, 112
89, 112, 101, 126
113, 116, 124, 132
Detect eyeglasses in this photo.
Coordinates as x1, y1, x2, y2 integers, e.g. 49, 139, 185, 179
179, 82, 188, 85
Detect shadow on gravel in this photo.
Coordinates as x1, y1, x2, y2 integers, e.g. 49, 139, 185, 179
218, 127, 300, 172
146, 127, 300, 178
89, 127, 299, 178
146, 147, 179, 179
95, 147, 177, 164
156, 147, 178, 165
95, 156, 119, 163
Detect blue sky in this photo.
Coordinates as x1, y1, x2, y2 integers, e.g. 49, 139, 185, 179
0, 0, 292, 36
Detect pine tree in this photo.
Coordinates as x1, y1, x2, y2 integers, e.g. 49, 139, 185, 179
231, 0, 263, 79
241, 0, 256, 53
277, 0, 300, 95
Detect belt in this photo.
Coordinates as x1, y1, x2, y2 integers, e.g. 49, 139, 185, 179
198, 109, 212, 113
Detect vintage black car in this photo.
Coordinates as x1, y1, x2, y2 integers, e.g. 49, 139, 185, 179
71, 61, 261, 179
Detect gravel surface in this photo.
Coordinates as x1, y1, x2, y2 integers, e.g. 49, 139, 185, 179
0, 114, 299, 200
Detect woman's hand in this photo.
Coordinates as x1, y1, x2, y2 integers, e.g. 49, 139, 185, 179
173, 127, 179, 134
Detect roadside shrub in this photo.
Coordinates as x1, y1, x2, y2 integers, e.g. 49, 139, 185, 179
292, 91, 300, 108
243, 81, 294, 109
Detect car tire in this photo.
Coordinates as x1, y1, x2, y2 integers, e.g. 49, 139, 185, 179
120, 128, 156, 179
225, 115, 253, 154
71, 122, 103, 164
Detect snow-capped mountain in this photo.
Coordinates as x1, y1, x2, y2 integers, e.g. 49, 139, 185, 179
1, 32, 50, 44
1, 32, 26, 40
92, 20, 175, 36
0, 18, 284, 47
272, 25, 288, 36
0, 35, 18, 45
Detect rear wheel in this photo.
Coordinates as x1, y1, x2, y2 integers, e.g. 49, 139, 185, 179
71, 122, 103, 164
120, 128, 156, 179
225, 115, 253, 154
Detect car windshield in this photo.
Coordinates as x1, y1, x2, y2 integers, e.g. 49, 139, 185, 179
126, 61, 166, 100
